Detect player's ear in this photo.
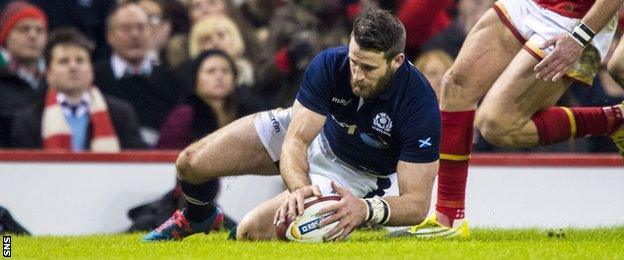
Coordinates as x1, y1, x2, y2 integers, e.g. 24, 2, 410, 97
390, 53, 405, 70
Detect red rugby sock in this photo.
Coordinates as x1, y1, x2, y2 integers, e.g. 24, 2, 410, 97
532, 105, 623, 145
436, 110, 474, 227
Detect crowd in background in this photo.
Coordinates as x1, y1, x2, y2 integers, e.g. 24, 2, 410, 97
0, 0, 623, 154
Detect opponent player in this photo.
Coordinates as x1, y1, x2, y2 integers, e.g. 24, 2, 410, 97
144, 9, 441, 241
404, 0, 624, 238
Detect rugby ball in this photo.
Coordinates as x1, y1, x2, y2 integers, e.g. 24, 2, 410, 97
275, 195, 344, 243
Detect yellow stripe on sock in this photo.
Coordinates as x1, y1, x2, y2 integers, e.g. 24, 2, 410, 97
560, 107, 577, 138
440, 153, 470, 161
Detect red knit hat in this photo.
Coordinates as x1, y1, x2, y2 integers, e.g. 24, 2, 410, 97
0, 1, 48, 47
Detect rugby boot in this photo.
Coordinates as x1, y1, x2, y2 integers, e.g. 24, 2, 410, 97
143, 207, 223, 241
387, 214, 469, 239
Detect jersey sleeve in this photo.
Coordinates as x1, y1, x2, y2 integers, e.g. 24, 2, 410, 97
295, 50, 334, 115
397, 93, 441, 163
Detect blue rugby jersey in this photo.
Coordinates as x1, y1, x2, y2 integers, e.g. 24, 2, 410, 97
296, 46, 440, 176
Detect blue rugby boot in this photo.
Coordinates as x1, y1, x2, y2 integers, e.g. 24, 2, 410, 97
143, 207, 224, 241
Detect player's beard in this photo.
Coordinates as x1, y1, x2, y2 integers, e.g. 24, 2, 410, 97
351, 67, 394, 99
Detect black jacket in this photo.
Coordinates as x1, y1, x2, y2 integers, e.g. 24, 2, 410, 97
0, 67, 46, 148
94, 58, 186, 131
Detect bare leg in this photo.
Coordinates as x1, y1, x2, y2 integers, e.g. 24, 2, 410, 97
476, 49, 571, 147
434, 8, 523, 228
176, 114, 279, 184
236, 190, 289, 240
440, 8, 523, 111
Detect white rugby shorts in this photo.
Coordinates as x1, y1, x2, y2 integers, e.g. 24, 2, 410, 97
493, 0, 617, 85
253, 108, 399, 198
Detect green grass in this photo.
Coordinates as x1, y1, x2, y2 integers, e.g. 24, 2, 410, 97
10, 227, 624, 259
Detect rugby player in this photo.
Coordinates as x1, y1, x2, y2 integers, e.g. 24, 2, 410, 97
144, 9, 442, 241
405, 0, 624, 238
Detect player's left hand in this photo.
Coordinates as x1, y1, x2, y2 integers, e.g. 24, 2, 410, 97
534, 33, 585, 81
317, 181, 368, 241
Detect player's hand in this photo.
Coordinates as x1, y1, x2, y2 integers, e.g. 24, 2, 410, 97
274, 185, 322, 226
317, 181, 368, 241
534, 33, 584, 81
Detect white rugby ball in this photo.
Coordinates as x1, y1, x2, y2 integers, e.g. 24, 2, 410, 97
275, 195, 344, 243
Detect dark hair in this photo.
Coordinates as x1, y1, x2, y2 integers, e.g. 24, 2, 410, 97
351, 8, 406, 60
190, 49, 239, 127
190, 49, 238, 90
105, 3, 146, 32
44, 27, 95, 66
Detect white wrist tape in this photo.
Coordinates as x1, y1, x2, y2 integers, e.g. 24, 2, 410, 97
362, 197, 391, 225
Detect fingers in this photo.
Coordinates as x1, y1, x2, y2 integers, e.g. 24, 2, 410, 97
275, 200, 288, 225
543, 63, 565, 81
318, 204, 342, 226
534, 53, 555, 77
323, 219, 347, 241
296, 190, 305, 216
311, 185, 322, 197
287, 194, 298, 220
331, 181, 347, 196
541, 37, 559, 50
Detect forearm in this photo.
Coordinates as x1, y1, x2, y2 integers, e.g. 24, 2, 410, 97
382, 193, 430, 226
580, 0, 623, 32
279, 139, 312, 192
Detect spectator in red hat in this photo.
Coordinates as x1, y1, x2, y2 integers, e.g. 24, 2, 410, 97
0, 0, 48, 148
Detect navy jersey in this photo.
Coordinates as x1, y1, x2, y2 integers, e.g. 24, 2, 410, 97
296, 46, 440, 176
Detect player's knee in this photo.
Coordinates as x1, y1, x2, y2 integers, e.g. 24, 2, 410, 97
439, 69, 478, 109
607, 60, 624, 80
175, 148, 202, 182
236, 216, 266, 241
476, 111, 515, 147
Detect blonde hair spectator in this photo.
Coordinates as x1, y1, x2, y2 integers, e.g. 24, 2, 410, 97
414, 50, 454, 96
189, 15, 254, 86
189, 15, 244, 59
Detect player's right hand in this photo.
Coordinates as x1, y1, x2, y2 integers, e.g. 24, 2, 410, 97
274, 185, 322, 226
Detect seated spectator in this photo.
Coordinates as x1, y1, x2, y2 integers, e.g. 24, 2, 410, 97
28, 0, 115, 61
157, 49, 251, 149
94, 3, 182, 147
135, 0, 173, 66
421, 0, 491, 58
187, 15, 254, 87
0, 0, 48, 147
11, 28, 145, 151
414, 49, 454, 96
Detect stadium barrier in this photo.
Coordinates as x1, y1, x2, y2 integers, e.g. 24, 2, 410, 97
0, 151, 622, 235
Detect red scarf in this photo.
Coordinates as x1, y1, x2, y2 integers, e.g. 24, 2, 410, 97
42, 87, 120, 152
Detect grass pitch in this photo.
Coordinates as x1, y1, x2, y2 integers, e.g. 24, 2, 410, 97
11, 227, 624, 259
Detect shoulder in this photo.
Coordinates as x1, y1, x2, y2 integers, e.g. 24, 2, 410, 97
396, 62, 440, 118
315, 46, 348, 65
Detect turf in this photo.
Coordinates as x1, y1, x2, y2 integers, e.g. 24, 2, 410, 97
9, 227, 624, 259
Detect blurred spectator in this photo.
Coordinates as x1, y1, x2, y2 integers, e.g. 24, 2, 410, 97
135, 0, 173, 66
11, 28, 145, 151
0, 0, 47, 148
165, 0, 264, 70
28, 0, 115, 61
95, 3, 182, 147
183, 15, 254, 87
414, 49, 454, 97
158, 49, 251, 148
421, 0, 492, 58
397, 0, 455, 58
249, 1, 323, 111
